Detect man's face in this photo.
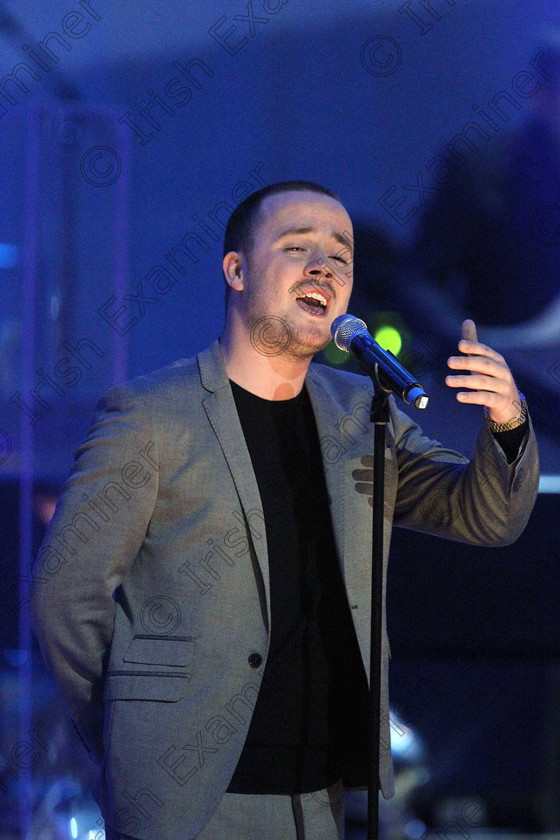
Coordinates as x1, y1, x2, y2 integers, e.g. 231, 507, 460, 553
226, 190, 354, 359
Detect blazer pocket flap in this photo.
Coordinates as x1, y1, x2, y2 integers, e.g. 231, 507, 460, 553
123, 636, 196, 667
104, 673, 188, 702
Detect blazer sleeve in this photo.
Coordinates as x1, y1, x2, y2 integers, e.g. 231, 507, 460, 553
389, 397, 539, 546
30, 380, 159, 763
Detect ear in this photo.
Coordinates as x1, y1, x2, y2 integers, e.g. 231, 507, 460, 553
223, 251, 244, 292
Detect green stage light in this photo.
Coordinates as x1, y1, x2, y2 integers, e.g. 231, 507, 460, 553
374, 325, 402, 356
323, 341, 349, 365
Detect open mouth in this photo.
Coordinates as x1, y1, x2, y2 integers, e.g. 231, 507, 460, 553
294, 291, 329, 318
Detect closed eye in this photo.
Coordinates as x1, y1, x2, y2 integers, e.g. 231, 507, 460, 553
283, 247, 351, 265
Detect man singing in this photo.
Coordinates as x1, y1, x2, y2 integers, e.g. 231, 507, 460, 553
31, 181, 539, 840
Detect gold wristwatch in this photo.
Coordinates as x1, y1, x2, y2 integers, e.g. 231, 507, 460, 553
484, 391, 528, 433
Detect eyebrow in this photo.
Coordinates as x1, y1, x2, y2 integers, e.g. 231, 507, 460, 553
274, 226, 354, 256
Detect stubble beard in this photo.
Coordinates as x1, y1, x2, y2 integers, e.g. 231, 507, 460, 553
287, 321, 331, 360
246, 303, 332, 361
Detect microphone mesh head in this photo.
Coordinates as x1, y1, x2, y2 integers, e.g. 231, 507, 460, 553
331, 314, 368, 351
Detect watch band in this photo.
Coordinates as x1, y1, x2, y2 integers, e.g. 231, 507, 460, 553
484, 391, 528, 433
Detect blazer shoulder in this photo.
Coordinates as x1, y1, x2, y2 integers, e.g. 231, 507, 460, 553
102, 356, 198, 399
94, 356, 201, 423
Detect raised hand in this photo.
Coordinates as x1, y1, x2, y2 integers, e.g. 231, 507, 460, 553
445, 319, 522, 424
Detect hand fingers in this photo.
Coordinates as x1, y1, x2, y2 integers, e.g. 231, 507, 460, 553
461, 319, 478, 344
352, 467, 373, 482
451, 390, 517, 408
447, 353, 514, 391
445, 373, 510, 394
449, 344, 507, 367
446, 355, 511, 378
457, 320, 507, 365
354, 482, 373, 496
354, 457, 373, 499
352, 458, 373, 482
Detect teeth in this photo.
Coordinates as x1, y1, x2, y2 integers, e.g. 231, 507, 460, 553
302, 292, 327, 307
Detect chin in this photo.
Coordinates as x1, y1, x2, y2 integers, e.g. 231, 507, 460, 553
290, 333, 331, 359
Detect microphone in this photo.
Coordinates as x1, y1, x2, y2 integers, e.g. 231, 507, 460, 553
331, 314, 429, 409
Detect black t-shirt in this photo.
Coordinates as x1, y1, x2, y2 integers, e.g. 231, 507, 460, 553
226, 380, 371, 794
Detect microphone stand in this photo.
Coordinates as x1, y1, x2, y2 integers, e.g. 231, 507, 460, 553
367, 383, 390, 840
330, 315, 429, 838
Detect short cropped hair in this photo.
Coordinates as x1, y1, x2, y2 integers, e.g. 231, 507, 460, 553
223, 180, 341, 309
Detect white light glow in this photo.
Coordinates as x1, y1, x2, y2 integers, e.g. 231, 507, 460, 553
539, 475, 560, 493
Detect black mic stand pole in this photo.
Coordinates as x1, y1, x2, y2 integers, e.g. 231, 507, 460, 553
367, 382, 390, 840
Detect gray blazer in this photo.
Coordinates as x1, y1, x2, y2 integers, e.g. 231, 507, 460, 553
31, 339, 539, 840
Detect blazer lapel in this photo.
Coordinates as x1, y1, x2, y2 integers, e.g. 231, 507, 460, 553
197, 341, 271, 631
304, 367, 348, 576
305, 366, 379, 658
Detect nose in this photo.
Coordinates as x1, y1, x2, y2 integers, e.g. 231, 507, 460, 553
303, 254, 334, 279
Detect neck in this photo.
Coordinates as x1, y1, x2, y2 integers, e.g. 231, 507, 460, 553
219, 322, 312, 401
